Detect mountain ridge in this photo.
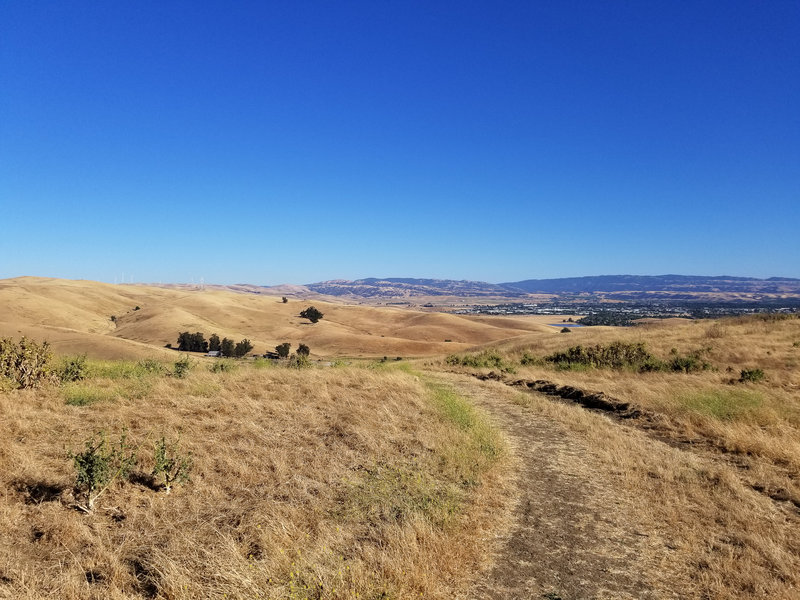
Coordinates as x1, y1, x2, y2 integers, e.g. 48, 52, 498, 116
297, 275, 800, 298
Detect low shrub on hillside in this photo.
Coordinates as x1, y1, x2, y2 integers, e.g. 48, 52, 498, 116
543, 342, 711, 374
739, 368, 766, 384
0, 337, 57, 389
70, 430, 137, 512
209, 360, 236, 373
287, 354, 312, 369
544, 342, 655, 371
57, 354, 88, 383
445, 349, 517, 373
173, 356, 192, 378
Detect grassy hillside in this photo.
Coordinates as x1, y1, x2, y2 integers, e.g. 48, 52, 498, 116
0, 360, 509, 599
0, 277, 552, 359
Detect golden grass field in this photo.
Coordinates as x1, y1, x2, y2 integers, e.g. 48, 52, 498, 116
2, 277, 800, 598
0, 277, 554, 360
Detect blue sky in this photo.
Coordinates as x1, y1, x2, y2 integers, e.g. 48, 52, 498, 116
2, 1, 798, 285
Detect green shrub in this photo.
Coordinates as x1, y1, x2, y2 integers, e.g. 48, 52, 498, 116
287, 354, 312, 369
739, 368, 765, 383
136, 358, 165, 375
543, 342, 710, 374
57, 354, 88, 383
63, 384, 116, 406
445, 350, 516, 373
173, 356, 192, 378
275, 342, 291, 358
560, 327, 572, 333
209, 360, 236, 373
70, 431, 137, 512
0, 337, 56, 389
668, 352, 711, 374
152, 437, 192, 494
544, 342, 655, 371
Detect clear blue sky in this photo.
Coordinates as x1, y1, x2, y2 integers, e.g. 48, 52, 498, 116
2, 1, 798, 285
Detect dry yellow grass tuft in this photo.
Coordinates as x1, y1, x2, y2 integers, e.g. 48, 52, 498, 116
0, 361, 509, 599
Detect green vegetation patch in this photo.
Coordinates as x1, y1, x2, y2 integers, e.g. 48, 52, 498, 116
677, 389, 763, 421
543, 342, 712, 374
445, 349, 517, 373
423, 378, 503, 486
87, 358, 167, 379
63, 383, 117, 406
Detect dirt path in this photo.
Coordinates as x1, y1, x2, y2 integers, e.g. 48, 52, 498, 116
439, 374, 666, 600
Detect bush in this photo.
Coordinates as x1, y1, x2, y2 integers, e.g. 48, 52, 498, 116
136, 358, 165, 375
543, 342, 711, 374
58, 354, 88, 383
275, 342, 291, 358
544, 342, 654, 371
70, 430, 137, 512
287, 354, 312, 369
297, 343, 310, 357
445, 350, 517, 373
0, 337, 56, 389
152, 437, 192, 494
560, 327, 572, 333
209, 360, 236, 373
739, 368, 765, 383
299, 306, 324, 323
173, 356, 192, 378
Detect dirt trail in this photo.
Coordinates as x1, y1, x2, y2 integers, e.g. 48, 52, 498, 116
438, 374, 669, 600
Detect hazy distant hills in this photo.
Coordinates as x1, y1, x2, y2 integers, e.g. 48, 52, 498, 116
304, 278, 522, 298
300, 275, 800, 299
503, 275, 800, 295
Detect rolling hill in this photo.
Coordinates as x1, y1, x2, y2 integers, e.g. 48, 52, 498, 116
0, 277, 552, 359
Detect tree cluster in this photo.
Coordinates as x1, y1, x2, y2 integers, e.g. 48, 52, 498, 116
176, 332, 253, 358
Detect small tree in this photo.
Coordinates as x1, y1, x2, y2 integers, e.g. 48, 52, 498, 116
220, 337, 235, 357
299, 306, 323, 323
70, 431, 137, 513
282, 296, 288, 304
275, 342, 291, 358
297, 343, 310, 357
233, 339, 254, 358
152, 437, 192, 494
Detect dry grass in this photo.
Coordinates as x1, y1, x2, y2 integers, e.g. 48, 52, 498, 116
0, 362, 509, 599
432, 316, 800, 597
444, 316, 800, 470
502, 381, 800, 598
0, 277, 553, 360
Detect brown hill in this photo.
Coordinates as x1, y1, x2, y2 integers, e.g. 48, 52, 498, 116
0, 277, 554, 359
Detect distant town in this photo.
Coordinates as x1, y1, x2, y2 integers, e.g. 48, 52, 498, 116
453, 299, 800, 326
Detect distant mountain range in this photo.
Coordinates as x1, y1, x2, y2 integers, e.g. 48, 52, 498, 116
298, 275, 800, 299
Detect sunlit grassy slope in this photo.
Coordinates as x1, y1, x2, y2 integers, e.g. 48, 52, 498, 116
0, 277, 552, 359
